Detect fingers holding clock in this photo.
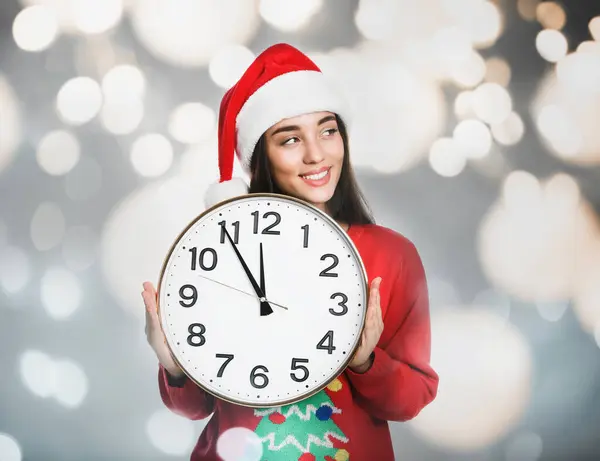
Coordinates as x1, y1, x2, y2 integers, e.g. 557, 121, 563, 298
142, 282, 157, 326
350, 277, 383, 371
141, 281, 183, 377
142, 282, 162, 341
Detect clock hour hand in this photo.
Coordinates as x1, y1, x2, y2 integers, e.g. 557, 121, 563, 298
222, 226, 274, 316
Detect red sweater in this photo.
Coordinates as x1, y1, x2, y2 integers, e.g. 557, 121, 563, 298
158, 224, 439, 461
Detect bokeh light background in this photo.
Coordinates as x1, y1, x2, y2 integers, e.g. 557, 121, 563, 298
1, 0, 600, 460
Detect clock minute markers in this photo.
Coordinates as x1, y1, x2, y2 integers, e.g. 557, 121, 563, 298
221, 225, 274, 316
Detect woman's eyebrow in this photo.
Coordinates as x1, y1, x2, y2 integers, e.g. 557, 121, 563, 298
270, 124, 300, 136
269, 115, 337, 137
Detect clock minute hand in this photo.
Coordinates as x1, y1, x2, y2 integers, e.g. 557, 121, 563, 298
259, 242, 266, 296
222, 227, 274, 316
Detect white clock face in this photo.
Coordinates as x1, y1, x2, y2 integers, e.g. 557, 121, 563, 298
158, 194, 367, 407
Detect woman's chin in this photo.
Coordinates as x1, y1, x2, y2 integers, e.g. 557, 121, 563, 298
295, 188, 335, 209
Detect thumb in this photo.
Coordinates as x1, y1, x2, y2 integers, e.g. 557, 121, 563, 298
371, 277, 382, 291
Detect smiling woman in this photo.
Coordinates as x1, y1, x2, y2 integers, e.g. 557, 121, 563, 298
142, 43, 439, 461
249, 112, 373, 226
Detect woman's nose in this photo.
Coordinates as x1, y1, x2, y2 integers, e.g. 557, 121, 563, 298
303, 138, 325, 164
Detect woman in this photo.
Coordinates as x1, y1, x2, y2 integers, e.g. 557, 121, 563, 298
142, 43, 438, 461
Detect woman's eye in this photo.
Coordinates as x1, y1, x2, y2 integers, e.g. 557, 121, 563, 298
283, 137, 299, 145
323, 128, 338, 136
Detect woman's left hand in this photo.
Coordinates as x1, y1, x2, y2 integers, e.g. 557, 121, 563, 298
349, 277, 384, 373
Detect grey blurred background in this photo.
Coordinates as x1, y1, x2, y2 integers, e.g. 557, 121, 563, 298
1, 0, 600, 460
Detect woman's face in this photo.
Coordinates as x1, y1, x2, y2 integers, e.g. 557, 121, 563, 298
264, 111, 344, 212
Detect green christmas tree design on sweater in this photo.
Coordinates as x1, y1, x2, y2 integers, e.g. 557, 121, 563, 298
253, 378, 349, 461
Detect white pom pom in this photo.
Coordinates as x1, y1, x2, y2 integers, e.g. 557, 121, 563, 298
204, 177, 249, 209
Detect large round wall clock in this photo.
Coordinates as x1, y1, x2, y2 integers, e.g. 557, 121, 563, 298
157, 193, 368, 408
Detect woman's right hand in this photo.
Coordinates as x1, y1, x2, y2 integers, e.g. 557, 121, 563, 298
142, 281, 185, 378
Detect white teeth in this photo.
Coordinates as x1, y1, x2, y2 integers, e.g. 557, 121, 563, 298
302, 169, 328, 180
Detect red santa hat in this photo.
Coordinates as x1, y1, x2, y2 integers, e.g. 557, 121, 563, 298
204, 43, 351, 208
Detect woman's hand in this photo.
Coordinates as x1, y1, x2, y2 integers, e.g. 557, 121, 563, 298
142, 281, 185, 378
349, 277, 384, 373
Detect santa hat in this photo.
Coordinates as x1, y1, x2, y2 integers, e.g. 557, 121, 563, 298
204, 43, 351, 209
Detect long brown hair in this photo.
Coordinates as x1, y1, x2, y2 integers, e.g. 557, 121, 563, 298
248, 115, 375, 225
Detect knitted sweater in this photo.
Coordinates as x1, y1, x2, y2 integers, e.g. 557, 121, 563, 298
158, 223, 439, 461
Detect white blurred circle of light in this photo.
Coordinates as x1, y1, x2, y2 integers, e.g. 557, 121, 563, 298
590, 16, 600, 41
572, 241, 600, 334
217, 427, 263, 461
19, 350, 57, 398
62, 226, 97, 271
129, 0, 260, 67
52, 358, 88, 408
429, 137, 467, 177
71, 0, 122, 34
409, 307, 532, 450
536, 2, 566, 30
102, 64, 145, 102
535, 29, 568, 63
453, 119, 492, 159
501, 170, 542, 211
354, 0, 416, 42
0, 433, 22, 461
556, 51, 600, 95
485, 57, 511, 87
535, 104, 582, 157
491, 112, 525, 146
532, 69, 600, 164
431, 26, 473, 69
259, 0, 323, 32
454, 0, 503, 48
450, 50, 487, 88
56, 76, 103, 125
30, 202, 66, 251
100, 100, 144, 135
19, 0, 78, 33
577, 40, 600, 54
0, 75, 22, 174
477, 172, 600, 302
65, 156, 103, 201
0, 246, 30, 294
36, 130, 80, 176
168, 103, 216, 145
146, 409, 197, 455
505, 431, 543, 461
130, 133, 174, 177
472, 82, 512, 124
535, 300, 569, 322
323, 44, 446, 173
454, 91, 476, 119
12, 5, 58, 52
208, 45, 255, 89
41, 266, 82, 320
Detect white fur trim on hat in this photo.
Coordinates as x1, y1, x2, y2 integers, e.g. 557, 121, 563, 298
235, 70, 351, 168
204, 177, 249, 209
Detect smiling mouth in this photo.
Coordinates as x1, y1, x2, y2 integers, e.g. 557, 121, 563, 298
300, 167, 330, 181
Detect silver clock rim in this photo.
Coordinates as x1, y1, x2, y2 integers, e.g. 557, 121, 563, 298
156, 192, 369, 408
